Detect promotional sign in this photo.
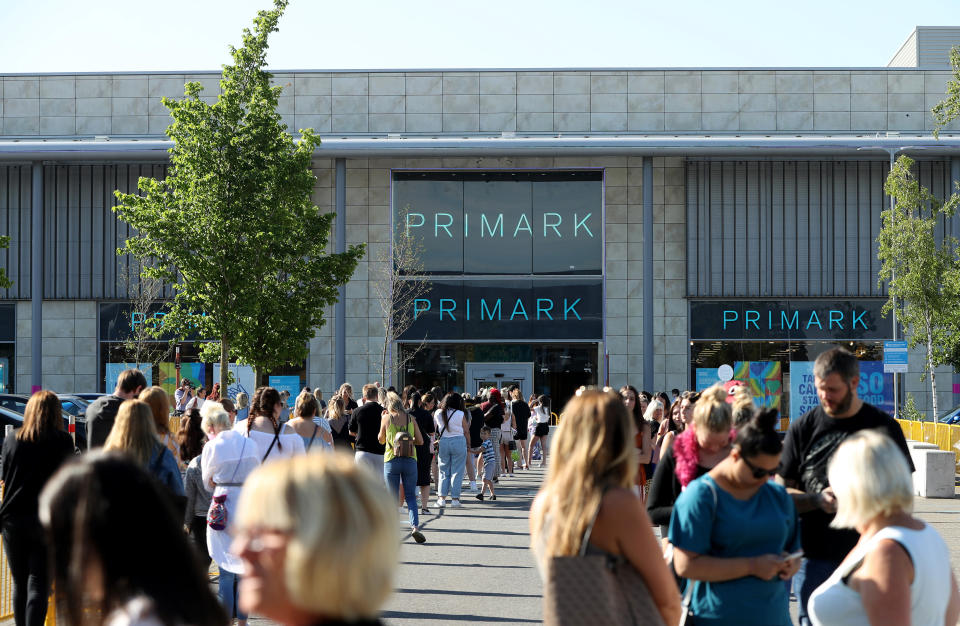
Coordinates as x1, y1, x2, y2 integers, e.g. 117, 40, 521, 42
160, 362, 204, 396
398, 278, 603, 341
689, 300, 891, 341
883, 340, 909, 374
732, 361, 782, 412
212, 363, 256, 402
106, 363, 153, 393
789, 360, 894, 422
269, 376, 301, 407
696, 368, 722, 391
393, 171, 603, 276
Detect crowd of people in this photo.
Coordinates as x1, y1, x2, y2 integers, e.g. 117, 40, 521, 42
2, 346, 960, 625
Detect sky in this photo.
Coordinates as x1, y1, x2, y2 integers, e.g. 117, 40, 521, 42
0, 0, 958, 73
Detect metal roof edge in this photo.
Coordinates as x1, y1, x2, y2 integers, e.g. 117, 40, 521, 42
3, 135, 960, 160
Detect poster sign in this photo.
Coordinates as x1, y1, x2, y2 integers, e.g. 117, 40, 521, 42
160, 362, 204, 397
733, 361, 782, 412
213, 364, 256, 402
883, 340, 908, 374
788, 360, 894, 422
269, 376, 301, 407
105, 363, 153, 393
696, 368, 722, 391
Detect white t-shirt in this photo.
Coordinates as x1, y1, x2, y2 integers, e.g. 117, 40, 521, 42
808, 523, 952, 626
433, 409, 466, 438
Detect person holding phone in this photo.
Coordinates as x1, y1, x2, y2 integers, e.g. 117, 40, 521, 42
670, 396, 800, 626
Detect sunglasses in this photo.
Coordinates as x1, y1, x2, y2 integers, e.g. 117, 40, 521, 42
741, 455, 778, 479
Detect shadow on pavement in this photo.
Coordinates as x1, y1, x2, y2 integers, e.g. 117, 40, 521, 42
396, 588, 540, 599
382, 611, 541, 623
401, 561, 533, 569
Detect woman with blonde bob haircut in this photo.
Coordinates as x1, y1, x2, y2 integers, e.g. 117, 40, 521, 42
232, 453, 397, 625
530, 389, 681, 626
808, 430, 960, 626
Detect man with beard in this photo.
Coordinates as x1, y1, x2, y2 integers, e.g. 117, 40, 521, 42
777, 347, 913, 626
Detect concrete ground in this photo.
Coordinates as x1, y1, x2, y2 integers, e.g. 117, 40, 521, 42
9, 469, 960, 625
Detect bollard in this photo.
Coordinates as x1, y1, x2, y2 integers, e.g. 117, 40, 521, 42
68, 415, 75, 446
4, 425, 11, 439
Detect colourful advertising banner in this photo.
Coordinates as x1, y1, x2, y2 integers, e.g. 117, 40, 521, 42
733, 361, 782, 412
159, 362, 204, 396
788, 360, 894, 422
212, 364, 256, 402
106, 363, 153, 393
269, 376, 301, 407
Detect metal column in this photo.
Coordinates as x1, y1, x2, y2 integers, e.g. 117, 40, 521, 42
334, 159, 346, 390
643, 157, 654, 392
30, 162, 42, 393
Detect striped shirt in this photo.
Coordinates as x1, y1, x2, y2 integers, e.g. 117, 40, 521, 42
481, 439, 496, 463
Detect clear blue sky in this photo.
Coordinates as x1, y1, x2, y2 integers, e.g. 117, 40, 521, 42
1, 0, 958, 73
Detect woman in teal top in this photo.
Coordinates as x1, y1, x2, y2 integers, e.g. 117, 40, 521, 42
378, 391, 426, 543
670, 401, 800, 626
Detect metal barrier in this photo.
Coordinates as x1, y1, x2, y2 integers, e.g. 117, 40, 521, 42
897, 419, 960, 472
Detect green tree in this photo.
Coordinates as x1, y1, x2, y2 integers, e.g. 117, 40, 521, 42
877, 155, 960, 419
114, 0, 363, 391
0, 236, 12, 290
931, 47, 960, 138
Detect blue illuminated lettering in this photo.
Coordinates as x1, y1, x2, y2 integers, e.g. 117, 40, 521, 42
481, 299, 501, 321
481, 213, 503, 237
543, 213, 562, 238
573, 213, 593, 238
829, 310, 844, 329
513, 213, 533, 237
722, 310, 738, 329
781, 310, 799, 330
852, 309, 867, 329
745, 310, 760, 330
510, 299, 528, 320
563, 298, 582, 320
405, 212, 425, 235
435, 213, 454, 237
806, 310, 822, 330
413, 299, 431, 320
537, 299, 554, 320
439, 299, 456, 321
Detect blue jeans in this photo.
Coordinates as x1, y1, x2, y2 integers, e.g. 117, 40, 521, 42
795, 558, 840, 625
438, 435, 467, 500
384, 456, 420, 529
218, 569, 247, 620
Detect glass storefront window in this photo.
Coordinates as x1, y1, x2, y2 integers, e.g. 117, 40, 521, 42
691, 340, 892, 429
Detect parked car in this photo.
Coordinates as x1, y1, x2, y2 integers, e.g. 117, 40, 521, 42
71, 392, 106, 402
937, 404, 960, 425
0, 393, 87, 451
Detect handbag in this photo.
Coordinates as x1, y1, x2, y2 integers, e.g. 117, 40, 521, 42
206, 437, 248, 530
543, 505, 666, 626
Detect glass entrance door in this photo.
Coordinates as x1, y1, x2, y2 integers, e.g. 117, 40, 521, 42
464, 362, 534, 400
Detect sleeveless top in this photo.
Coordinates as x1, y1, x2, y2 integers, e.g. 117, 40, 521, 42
808, 523, 952, 626
383, 414, 417, 463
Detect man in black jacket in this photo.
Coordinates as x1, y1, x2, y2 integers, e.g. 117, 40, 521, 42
349, 383, 386, 475
86, 368, 147, 448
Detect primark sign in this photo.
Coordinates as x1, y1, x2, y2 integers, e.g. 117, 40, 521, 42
690, 300, 892, 340
392, 171, 603, 275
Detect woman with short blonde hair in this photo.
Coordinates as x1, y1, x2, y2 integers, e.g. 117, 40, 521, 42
808, 430, 960, 625
104, 399, 183, 498
233, 453, 397, 625
531, 390, 681, 626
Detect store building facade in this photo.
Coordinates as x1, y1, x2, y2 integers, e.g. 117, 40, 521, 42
3, 28, 960, 413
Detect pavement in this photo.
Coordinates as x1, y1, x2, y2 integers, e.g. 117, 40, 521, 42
9, 469, 960, 625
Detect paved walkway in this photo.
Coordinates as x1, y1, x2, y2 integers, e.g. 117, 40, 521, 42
9, 470, 960, 625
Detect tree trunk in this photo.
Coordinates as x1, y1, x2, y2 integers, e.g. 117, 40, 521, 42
381, 331, 388, 387
220, 336, 230, 398
926, 317, 938, 419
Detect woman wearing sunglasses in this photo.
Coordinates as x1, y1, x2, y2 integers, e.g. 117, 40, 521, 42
670, 404, 800, 626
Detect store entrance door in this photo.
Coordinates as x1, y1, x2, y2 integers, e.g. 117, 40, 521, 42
465, 362, 534, 399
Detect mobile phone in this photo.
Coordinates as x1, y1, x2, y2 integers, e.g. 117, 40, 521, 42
785, 550, 804, 561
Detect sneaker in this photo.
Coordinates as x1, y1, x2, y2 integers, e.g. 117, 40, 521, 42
421, 507, 430, 515
475, 493, 485, 501
493, 477, 499, 483
411, 529, 427, 544
509, 473, 515, 478
449, 499, 462, 507
436, 498, 446, 508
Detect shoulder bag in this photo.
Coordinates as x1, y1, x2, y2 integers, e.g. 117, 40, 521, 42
544, 503, 666, 626
392, 414, 416, 458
